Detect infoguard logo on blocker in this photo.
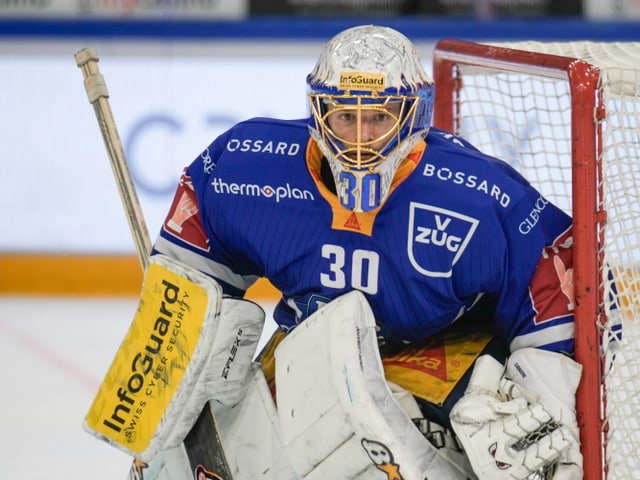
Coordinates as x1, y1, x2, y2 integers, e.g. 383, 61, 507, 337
84, 259, 209, 458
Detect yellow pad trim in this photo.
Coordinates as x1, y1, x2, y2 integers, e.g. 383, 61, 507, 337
257, 329, 287, 401
85, 260, 210, 455
383, 331, 492, 406
259, 326, 491, 408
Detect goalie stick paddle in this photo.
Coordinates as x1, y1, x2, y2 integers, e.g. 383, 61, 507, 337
75, 48, 234, 480
184, 405, 233, 480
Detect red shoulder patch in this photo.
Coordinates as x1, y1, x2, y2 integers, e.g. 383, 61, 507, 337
530, 228, 574, 325
162, 170, 210, 252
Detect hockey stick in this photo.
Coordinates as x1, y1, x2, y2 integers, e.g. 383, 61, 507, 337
75, 48, 233, 480
75, 48, 151, 269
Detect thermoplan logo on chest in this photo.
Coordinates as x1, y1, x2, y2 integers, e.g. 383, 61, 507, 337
407, 202, 479, 278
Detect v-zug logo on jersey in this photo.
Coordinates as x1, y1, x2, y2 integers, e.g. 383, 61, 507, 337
407, 202, 479, 278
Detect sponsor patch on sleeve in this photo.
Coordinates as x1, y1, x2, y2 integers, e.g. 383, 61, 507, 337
529, 228, 574, 325
163, 169, 210, 252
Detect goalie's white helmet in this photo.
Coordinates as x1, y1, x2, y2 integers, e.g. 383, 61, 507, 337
307, 25, 434, 212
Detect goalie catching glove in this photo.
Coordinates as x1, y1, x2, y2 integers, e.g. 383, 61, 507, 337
450, 348, 582, 480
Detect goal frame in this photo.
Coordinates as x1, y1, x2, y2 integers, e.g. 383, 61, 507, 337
432, 39, 604, 479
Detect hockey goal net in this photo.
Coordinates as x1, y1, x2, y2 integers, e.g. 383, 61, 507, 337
432, 40, 640, 480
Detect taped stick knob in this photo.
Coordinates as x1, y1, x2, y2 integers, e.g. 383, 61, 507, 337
75, 48, 99, 68
75, 47, 109, 103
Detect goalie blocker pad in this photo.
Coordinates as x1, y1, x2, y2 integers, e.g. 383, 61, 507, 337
83, 254, 265, 462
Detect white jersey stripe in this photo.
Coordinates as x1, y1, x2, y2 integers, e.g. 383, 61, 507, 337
154, 235, 259, 291
509, 322, 575, 351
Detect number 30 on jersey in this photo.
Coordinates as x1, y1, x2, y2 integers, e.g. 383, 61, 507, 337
320, 244, 379, 294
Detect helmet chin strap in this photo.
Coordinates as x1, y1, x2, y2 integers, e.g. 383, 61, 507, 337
310, 127, 428, 212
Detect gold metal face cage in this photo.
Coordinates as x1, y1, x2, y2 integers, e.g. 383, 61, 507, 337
308, 92, 422, 172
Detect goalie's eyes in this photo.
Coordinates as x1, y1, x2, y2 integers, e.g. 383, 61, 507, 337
332, 111, 393, 123
326, 109, 400, 141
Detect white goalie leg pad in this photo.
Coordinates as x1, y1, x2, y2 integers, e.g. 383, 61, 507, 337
275, 290, 470, 480
211, 363, 298, 479
129, 364, 297, 480
84, 254, 265, 462
450, 354, 575, 480
505, 348, 583, 480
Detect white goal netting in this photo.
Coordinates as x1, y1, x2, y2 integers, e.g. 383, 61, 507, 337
433, 40, 640, 480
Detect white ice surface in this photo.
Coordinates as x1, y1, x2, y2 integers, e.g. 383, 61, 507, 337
0, 296, 276, 479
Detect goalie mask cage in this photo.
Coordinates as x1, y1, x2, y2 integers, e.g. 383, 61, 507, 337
432, 40, 640, 480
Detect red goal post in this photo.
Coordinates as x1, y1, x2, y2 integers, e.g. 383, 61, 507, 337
432, 40, 640, 480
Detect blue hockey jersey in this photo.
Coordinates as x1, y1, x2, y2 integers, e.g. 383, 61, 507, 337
153, 117, 575, 354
